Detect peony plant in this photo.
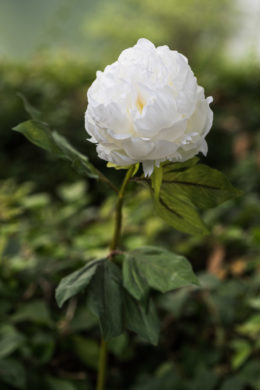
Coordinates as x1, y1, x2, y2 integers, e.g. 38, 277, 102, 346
13, 39, 241, 390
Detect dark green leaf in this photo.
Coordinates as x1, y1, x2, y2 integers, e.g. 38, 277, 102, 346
0, 326, 24, 359
162, 157, 199, 172
124, 246, 199, 297
45, 376, 77, 390
186, 367, 218, 390
72, 335, 99, 369
123, 253, 149, 300
154, 190, 209, 236
13, 120, 98, 179
124, 293, 160, 345
151, 166, 163, 200
231, 339, 252, 369
147, 159, 241, 235
220, 377, 245, 390
162, 163, 242, 209
31, 333, 55, 364
131, 371, 183, 390
107, 334, 130, 359
240, 360, 260, 386
0, 359, 26, 389
87, 261, 123, 339
55, 259, 103, 308
17, 93, 42, 122
11, 300, 53, 326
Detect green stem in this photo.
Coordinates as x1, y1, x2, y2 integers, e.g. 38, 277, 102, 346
96, 339, 108, 390
96, 165, 135, 390
110, 165, 135, 252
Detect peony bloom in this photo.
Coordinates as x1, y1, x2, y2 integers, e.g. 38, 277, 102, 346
85, 38, 213, 176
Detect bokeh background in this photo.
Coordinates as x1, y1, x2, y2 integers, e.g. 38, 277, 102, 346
1, 0, 260, 389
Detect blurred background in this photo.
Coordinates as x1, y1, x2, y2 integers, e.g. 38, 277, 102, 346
0, 0, 260, 389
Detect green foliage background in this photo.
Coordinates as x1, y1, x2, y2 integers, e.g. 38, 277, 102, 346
1, 0, 260, 389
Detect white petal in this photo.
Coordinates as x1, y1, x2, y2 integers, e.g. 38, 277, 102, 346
142, 161, 155, 177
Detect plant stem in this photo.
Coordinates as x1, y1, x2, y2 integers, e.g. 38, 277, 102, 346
110, 165, 135, 252
96, 339, 108, 390
96, 165, 135, 390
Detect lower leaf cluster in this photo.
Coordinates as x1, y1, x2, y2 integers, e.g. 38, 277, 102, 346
56, 247, 199, 345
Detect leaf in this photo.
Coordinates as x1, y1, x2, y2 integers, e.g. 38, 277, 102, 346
162, 163, 242, 209
0, 325, 24, 359
107, 334, 130, 359
123, 246, 199, 298
220, 377, 245, 390
13, 120, 98, 179
87, 261, 123, 339
17, 92, 43, 122
151, 165, 163, 200
240, 360, 260, 387
55, 259, 103, 308
131, 371, 183, 390
154, 190, 209, 236
158, 288, 191, 318
186, 366, 218, 390
45, 376, 77, 390
107, 162, 130, 170
231, 339, 252, 369
146, 159, 241, 235
11, 300, 53, 326
236, 314, 260, 337
107, 162, 140, 176
0, 359, 26, 389
73, 335, 99, 369
124, 292, 160, 346
162, 157, 199, 172
30, 333, 55, 364
123, 253, 149, 300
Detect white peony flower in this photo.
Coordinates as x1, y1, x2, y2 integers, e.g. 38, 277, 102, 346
85, 38, 213, 176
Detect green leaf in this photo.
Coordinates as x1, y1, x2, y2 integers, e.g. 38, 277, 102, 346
87, 261, 123, 340
107, 162, 130, 170
17, 92, 42, 122
123, 246, 199, 298
240, 360, 260, 387
30, 333, 55, 364
162, 157, 199, 172
0, 325, 24, 359
237, 314, 260, 337
154, 190, 209, 236
0, 359, 26, 389
146, 159, 241, 235
55, 259, 103, 308
220, 377, 245, 390
45, 376, 77, 390
72, 335, 99, 369
124, 293, 160, 345
107, 162, 140, 176
151, 165, 163, 200
231, 339, 252, 369
131, 371, 183, 390
162, 163, 242, 209
123, 253, 149, 300
13, 120, 98, 179
11, 300, 53, 326
107, 334, 130, 359
186, 367, 218, 390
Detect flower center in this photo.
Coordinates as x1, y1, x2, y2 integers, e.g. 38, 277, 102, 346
136, 94, 145, 113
